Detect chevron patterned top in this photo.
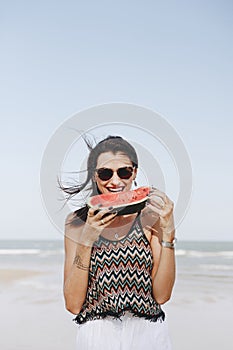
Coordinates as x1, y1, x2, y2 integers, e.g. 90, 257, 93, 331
74, 214, 165, 324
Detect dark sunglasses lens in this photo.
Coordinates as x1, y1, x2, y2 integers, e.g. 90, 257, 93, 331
97, 167, 133, 181
117, 167, 133, 179
97, 168, 113, 181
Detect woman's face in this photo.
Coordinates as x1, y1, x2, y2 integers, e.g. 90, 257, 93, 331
94, 152, 137, 194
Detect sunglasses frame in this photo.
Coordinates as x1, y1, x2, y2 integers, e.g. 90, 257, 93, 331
95, 166, 135, 181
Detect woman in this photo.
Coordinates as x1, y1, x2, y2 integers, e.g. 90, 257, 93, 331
62, 135, 176, 350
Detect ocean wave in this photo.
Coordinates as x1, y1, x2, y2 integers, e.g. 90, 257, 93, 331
0, 249, 63, 256
38, 249, 64, 257
176, 249, 233, 258
199, 264, 233, 271
0, 249, 41, 255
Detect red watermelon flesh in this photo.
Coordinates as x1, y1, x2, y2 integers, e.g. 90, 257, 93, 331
87, 186, 150, 212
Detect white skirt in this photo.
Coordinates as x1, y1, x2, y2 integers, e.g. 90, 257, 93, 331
76, 312, 172, 350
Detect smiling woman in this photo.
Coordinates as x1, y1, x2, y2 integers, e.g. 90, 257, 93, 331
59, 135, 176, 350
94, 151, 137, 194
59, 136, 139, 225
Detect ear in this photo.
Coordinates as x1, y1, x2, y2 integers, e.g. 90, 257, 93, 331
132, 167, 138, 180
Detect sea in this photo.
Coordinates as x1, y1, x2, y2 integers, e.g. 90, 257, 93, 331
0, 240, 233, 304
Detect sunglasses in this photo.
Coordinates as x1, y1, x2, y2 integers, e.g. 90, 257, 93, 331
96, 166, 134, 181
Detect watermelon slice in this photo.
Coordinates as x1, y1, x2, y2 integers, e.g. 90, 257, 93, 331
87, 186, 150, 216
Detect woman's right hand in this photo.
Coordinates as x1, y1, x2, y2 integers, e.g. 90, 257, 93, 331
80, 207, 118, 246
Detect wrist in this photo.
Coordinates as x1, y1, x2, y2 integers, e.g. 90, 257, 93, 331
161, 237, 177, 249
162, 229, 175, 241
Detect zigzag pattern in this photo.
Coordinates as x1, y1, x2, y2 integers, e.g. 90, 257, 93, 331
74, 217, 165, 324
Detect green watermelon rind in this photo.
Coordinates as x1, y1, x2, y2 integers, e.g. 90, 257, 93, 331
111, 198, 147, 216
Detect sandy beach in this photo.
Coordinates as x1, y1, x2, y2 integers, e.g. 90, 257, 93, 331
165, 295, 233, 350
1, 240, 232, 350
0, 269, 42, 285
0, 267, 232, 350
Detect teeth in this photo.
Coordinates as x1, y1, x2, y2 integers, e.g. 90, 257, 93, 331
108, 188, 123, 192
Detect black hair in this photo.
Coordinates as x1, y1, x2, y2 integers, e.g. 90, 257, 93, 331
59, 135, 138, 226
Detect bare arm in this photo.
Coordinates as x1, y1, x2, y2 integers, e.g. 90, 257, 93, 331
145, 188, 176, 304
150, 233, 176, 304
63, 214, 93, 314
63, 209, 117, 314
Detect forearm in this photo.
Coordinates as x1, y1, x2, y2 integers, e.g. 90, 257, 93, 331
64, 243, 92, 314
152, 246, 176, 304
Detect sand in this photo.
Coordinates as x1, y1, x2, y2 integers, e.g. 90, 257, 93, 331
165, 300, 232, 350
0, 269, 42, 285
0, 268, 232, 350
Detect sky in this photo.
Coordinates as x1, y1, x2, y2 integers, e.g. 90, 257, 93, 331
0, 0, 233, 241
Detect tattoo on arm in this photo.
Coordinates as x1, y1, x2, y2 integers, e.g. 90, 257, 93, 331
73, 255, 89, 271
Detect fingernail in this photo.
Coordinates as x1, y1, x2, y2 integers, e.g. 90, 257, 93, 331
108, 206, 113, 210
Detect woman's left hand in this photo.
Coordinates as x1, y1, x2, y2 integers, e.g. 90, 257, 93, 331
146, 187, 175, 241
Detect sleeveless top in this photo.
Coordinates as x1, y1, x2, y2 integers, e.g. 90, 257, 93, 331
74, 214, 165, 324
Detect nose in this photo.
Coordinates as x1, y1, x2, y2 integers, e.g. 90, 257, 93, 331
110, 171, 121, 185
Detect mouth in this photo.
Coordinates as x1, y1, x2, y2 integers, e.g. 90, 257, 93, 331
106, 187, 125, 193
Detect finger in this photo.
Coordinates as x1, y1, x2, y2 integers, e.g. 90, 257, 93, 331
149, 188, 167, 202
147, 202, 173, 220
87, 207, 97, 217
148, 197, 165, 209
95, 207, 114, 220
101, 211, 118, 225
151, 191, 174, 210
149, 187, 164, 195
146, 202, 163, 215
149, 194, 167, 206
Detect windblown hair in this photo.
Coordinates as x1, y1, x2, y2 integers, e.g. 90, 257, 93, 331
59, 135, 138, 226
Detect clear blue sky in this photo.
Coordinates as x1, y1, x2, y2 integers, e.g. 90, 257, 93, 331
1, 0, 232, 240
